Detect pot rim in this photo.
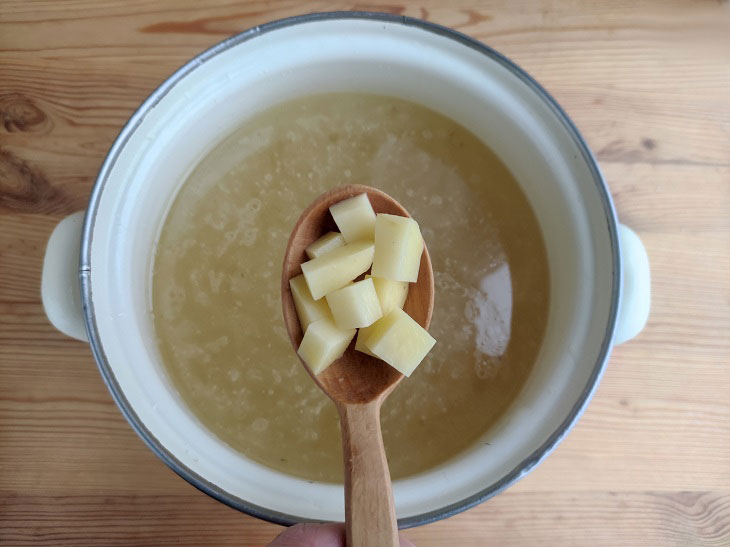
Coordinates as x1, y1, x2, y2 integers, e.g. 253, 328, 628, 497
79, 11, 621, 529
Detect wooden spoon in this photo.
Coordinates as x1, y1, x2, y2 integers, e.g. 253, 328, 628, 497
281, 184, 434, 547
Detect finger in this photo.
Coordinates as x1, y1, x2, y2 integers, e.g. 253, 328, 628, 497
269, 523, 345, 547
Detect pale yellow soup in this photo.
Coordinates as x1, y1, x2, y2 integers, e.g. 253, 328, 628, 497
153, 93, 549, 483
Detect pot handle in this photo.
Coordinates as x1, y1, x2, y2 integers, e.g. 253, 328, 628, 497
39, 215, 649, 345
41, 211, 89, 342
614, 224, 650, 345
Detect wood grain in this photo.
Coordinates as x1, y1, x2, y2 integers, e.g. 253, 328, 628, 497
339, 401, 399, 547
2, 0, 729, 545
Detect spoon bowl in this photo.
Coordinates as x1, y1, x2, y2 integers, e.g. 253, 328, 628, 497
281, 184, 434, 403
281, 184, 434, 546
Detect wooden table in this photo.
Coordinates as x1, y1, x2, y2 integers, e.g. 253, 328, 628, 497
2, 1, 729, 545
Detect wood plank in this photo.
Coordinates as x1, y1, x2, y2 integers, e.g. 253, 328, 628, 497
2, 0, 729, 544
1, 491, 728, 546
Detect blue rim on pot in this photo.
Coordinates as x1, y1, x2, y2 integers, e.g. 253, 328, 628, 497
79, 11, 621, 529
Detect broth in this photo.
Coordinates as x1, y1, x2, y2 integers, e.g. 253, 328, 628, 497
152, 93, 549, 482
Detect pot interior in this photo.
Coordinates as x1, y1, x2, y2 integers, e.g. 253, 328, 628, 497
84, 15, 618, 525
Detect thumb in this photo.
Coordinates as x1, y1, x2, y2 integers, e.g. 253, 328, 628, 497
268, 523, 415, 547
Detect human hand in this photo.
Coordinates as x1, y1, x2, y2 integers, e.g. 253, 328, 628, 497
269, 523, 415, 547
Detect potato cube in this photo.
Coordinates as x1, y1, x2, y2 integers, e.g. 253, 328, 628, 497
365, 274, 408, 315
329, 193, 376, 243
354, 323, 377, 357
305, 231, 346, 259
325, 278, 382, 330
363, 308, 436, 377
297, 318, 356, 374
301, 241, 374, 300
372, 214, 424, 282
289, 274, 333, 332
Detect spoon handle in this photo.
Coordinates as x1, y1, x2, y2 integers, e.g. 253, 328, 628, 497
339, 400, 399, 547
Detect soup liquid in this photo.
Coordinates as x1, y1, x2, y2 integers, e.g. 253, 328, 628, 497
153, 94, 549, 482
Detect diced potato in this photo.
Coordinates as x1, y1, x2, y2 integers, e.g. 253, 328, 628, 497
329, 193, 376, 243
354, 323, 377, 357
297, 318, 356, 374
289, 274, 333, 332
365, 274, 408, 315
326, 278, 382, 330
305, 231, 346, 260
301, 241, 374, 300
372, 214, 424, 282
363, 308, 436, 377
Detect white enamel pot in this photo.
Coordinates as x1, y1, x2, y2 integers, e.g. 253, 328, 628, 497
41, 12, 650, 527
